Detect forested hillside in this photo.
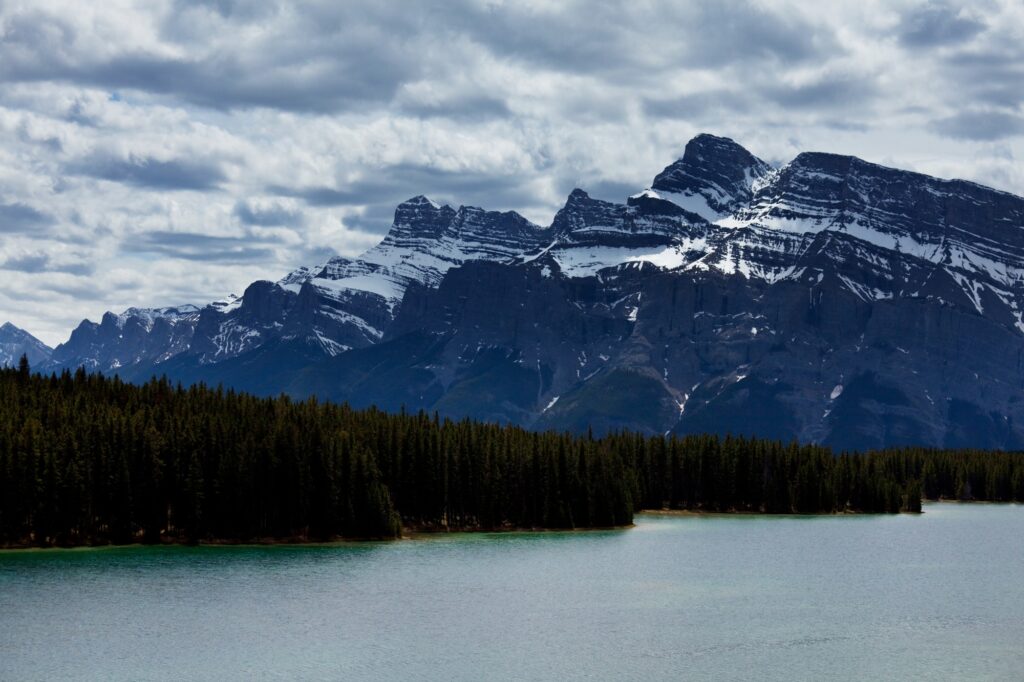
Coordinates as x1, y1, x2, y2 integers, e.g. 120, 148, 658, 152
1, 358, 1022, 547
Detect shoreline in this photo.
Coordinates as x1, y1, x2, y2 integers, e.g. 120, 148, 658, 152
638, 508, 895, 518
0, 523, 636, 552
404, 523, 633, 539
3, 500, 1018, 551
637, 499, 1024, 519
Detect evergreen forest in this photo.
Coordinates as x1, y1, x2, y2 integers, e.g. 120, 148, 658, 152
1, 358, 1023, 547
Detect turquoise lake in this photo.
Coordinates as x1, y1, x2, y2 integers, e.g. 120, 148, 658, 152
1, 503, 1022, 681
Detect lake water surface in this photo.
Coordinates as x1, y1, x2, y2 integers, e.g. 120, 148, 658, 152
2, 503, 1022, 681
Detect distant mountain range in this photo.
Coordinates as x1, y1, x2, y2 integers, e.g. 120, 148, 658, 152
11, 133, 1024, 450
0, 322, 52, 368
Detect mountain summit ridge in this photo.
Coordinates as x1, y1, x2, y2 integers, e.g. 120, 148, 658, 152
38, 134, 1024, 450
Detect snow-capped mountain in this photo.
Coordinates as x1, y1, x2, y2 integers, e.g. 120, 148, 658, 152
50, 305, 200, 370
40, 134, 1024, 450
0, 322, 52, 368
50, 197, 544, 371
648, 131, 774, 220
267, 198, 544, 355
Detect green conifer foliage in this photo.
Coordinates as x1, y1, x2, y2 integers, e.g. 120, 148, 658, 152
0, 366, 1021, 547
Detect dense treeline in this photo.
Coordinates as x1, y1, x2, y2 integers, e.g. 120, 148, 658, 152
623, 434, 1024, 514
1, 359, 1022, 547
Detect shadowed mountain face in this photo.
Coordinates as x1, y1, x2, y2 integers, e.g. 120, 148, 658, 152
40, 134, 1024, 450
0, 323, 52, 368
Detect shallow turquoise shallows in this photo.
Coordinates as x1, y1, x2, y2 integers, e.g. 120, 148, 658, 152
2, 503, 1023, 681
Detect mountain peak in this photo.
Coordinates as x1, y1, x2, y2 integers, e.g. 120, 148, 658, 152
682, 133, 755, 159
0, 321, 35, 339
380, 194, 459, 248
550, 188, 629, 239
0, 322, 53, 367
400, 194, 443, 209
649, 133, 773, 220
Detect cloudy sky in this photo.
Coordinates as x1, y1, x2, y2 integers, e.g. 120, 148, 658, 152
1, 0, 1022, 345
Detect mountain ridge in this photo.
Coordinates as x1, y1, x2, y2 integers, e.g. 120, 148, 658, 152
32, 134, 1024, 450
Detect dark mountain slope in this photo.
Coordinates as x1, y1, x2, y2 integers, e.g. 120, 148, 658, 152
39, 133, 1024, 450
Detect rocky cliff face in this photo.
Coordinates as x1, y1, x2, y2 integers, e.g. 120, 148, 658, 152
49, 306, 198, 371
40, 134, 1024, 449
